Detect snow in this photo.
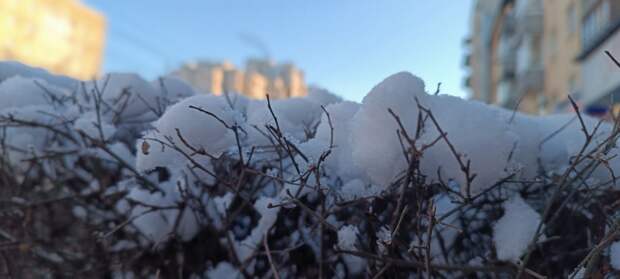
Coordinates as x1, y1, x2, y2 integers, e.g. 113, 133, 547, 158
314, 101, 365, 181
233, 197, 280, 261
376, 226, 393, 254
339, 179, 380, 201
337, 225, 365, 274
349, 72, 620, 196
205, 262, 241, 279
5, 63, 620, 276
337, 225, 359, 250
152, 95, 238, 157
213, 192, 235, 216
0, 61, 78, 89
569, 267, 586, 279
0, 76, 67, 110
493, 195, 542, 263
306, 85, 343, 106
0, 105, 58, 168
79, 73, 162, 121
134, 94, 237, 194
351, 72, 427, 187
152, 76, 199, 101
610, 241, 620, 270
428, 194, 460, 258
246, 97, 322, 145
421, 96, 519, 196
351, 72, 520, 195
88, 142, 135, 166
125, 177, 202, 243
73, 112, 116, 141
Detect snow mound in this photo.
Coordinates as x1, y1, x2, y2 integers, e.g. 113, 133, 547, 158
351, 72, 427, 186
0, 76, 68, 110
0, 60, 78, 89
351, 72, 519, 195
152, 76, 198, 101
315, 101, 364, 181
246, 97, 322, 145
306, 85, 343, 106
493, 195, 542, 263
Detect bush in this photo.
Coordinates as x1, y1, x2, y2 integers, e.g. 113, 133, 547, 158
1, 62, 620, 278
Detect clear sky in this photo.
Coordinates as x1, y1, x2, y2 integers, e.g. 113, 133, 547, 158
84, 0, 473, 101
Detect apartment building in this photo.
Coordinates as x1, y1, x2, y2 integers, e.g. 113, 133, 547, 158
464, 0, 502, 102
578, 0, 620, 115
465, 0, 582, 114
0, 0, 106, 80
171, 59, 308, 99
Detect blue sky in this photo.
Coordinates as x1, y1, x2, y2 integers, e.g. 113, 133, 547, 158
84, 0, 473, 101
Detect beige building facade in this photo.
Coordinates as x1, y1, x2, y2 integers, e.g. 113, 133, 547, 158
172, 59, 308, 99
542, 0, 582, 112
465, 0, 583, 114
464, 0, 501, 102
0, 0, 106, 80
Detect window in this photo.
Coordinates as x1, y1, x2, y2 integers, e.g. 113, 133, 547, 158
582, 0, 611, 47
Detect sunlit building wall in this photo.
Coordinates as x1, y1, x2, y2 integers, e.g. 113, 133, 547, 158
172, 59, 308, 99
223, 68, 245, 93
279, 63, 308, 98
0, 0, 106, 80
543, 0, 582, 112
171, 61, 225, 95
464, 0, 502, 102
266, 76, 287, 99
465, 0, 583, 114
244, 71, 269, 99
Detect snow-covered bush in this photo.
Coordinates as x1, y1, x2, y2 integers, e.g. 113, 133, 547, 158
4, 61, 620, 278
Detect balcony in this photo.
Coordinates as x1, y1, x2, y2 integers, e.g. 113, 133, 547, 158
463, 53, 471, 67
497, 80, 517, 107
516, 65, 544, 94
463, 76, 472, 88
498, 37, 516, 73
514, 0, 543, 35
502, 12, 517, 35
524, 15, 542, 35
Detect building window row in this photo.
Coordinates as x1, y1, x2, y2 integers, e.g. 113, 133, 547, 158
582, 0, 610, 48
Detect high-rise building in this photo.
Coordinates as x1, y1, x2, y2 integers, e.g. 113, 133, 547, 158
171, 58, 308, 99
223, 68, 245, 94
0, 0, 106, 80
279, 63, 308, 98
244, 71, 269, 99
543, 0, 582, 112
578, 0, 620, 115
171, 61, 225, 95
464, 0, 583, 114
464, 0, 502, 102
